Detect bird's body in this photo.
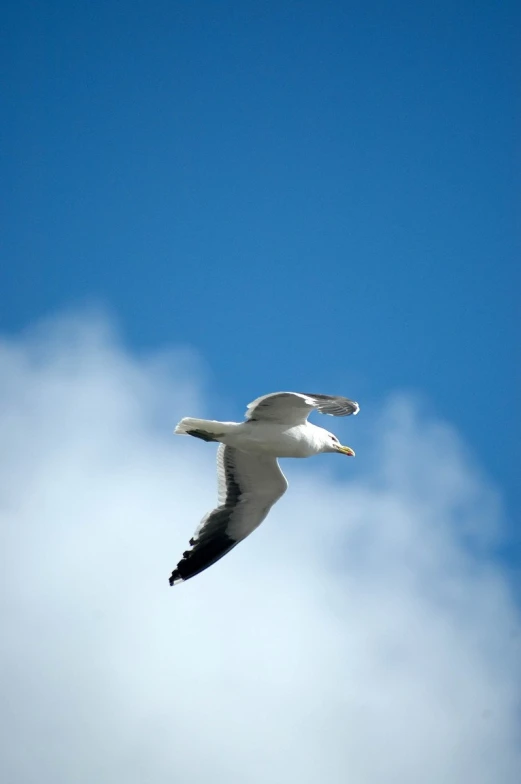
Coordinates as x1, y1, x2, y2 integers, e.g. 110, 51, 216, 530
188, 420, 333, 457
169, 391, 359, 586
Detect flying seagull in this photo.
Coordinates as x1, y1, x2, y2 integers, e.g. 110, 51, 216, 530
169, 391, 359, 586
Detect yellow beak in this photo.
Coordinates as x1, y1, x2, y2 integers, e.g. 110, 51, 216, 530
337, 444, 356, 457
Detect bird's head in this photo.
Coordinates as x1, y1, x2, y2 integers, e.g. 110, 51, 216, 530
323, 431, 355, 457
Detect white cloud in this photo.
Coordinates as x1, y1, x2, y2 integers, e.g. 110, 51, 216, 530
1, 311, 519, 784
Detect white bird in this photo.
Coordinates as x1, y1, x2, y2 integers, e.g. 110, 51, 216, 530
169, 391, 359, 586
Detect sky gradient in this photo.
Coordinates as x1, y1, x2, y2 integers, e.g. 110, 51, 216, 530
1, 3, 520, 778
2, 1, 519, 537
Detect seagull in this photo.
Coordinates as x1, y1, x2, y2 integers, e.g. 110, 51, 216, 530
169, 391, 359, 586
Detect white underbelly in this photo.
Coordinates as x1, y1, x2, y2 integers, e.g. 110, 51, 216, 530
221, 423, 318, 458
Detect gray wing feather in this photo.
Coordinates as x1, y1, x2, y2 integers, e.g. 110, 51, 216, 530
219, 446, 288, 540
169, 445, 287, 585
245, 391, 359, 424
301, 392, 360, 417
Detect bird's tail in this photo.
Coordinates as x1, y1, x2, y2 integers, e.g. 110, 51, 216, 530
174, 417, 232, 442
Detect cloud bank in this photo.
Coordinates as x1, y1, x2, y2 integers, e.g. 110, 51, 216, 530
1, 312, 519, 784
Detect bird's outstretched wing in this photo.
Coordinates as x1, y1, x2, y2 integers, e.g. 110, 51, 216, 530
245, 391, 359, 426
169, 445, 288, 585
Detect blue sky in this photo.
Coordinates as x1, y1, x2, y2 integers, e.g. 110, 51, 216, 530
2, 0, 519, 548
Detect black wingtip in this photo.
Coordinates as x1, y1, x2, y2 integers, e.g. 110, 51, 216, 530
169, 569, 181, 586
169, 534, 238, 587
